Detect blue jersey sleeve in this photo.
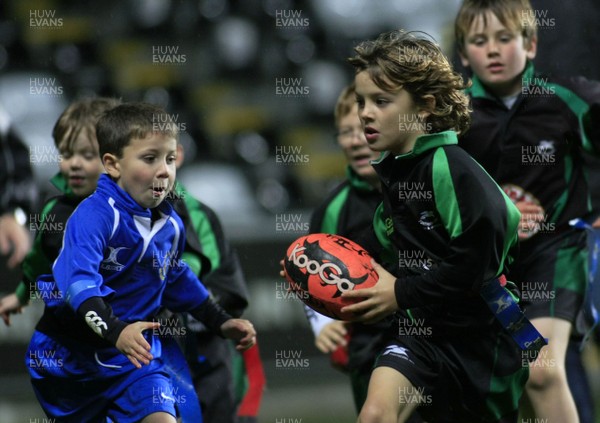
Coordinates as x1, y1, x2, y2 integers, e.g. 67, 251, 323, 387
161, 216, 211, 311
52, 199, 116, 312
162, 263, 211, 311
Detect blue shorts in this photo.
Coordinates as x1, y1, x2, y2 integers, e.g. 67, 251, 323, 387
28, 330, 178, 422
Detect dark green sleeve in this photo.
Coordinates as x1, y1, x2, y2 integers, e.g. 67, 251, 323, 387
179, 184, 250, 317
549, 77, 600, 154
309, 184, 350, 234
18, 197, 61, 304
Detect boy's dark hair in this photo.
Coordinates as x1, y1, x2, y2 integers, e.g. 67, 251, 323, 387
334, 83, 356, 128
349, 30, 471, 135
455, 0, 537, 54
53, 97, 121, 152
96, 102, 178, 158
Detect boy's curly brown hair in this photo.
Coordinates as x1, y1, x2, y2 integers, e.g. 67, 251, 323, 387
349, 30, 471, 136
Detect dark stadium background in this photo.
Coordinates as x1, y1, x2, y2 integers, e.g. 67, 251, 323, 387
0, 0, 599, 421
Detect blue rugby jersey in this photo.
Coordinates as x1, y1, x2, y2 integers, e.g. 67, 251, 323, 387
35, 174, 211, 350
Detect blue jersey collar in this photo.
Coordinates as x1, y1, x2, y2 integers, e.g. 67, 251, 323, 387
96, 174, 174, 217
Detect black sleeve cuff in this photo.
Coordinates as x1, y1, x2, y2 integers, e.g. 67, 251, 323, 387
77, 297, 129, 346
189, 297, 233, 337
394, 278, 408, 309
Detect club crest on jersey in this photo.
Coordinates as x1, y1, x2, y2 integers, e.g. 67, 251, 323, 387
101, 246, 129, 271
158, 260, 171, 282
538, 140, 555, 156
521, 140, 556, 165
286, 238, 370, 298
418, 210, 440, 231
153, 250, 185, 282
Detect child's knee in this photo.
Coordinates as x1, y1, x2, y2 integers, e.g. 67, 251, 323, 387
526, 360, 567, 391
358, 400, 396, 423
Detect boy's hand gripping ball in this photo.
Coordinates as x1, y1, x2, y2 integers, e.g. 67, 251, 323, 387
283, 233, 378, 321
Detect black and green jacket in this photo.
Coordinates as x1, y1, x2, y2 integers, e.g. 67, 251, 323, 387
16, 173, 77, 305
373, 131, 521, 331
459, 61, 600, 229
170, 181, 249, 319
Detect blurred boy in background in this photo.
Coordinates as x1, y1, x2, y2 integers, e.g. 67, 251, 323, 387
0, 97, 119, 324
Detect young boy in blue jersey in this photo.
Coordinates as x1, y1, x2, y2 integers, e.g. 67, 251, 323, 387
340, 30, 544, 422
7, 96, 201, 423
27, 102, 256, 423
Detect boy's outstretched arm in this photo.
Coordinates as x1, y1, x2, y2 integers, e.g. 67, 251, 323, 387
163, 239, 257, 350
187, 296, 256, 351
220, 318, 256, 351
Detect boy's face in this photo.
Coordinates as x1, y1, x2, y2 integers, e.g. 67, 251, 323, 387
460, 11, 537, 97
355, 70, 427, 156
337, 103, 379, 180
58, 132, 104, 197
104, 133, 177, 209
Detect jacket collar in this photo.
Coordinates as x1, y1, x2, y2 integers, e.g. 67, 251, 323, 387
346, 166, 378, 192
96, 174, 173, 217
50, 172, 74, 196
372, 130, 458, 163
468, 60, 535, 100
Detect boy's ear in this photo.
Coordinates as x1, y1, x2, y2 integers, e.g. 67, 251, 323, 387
525, 35, 537, 60
419, 95, 436, 120
102, 153, 120, 179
